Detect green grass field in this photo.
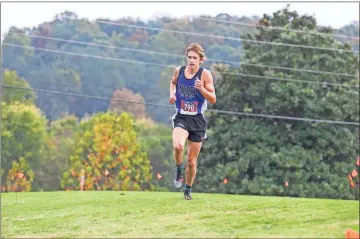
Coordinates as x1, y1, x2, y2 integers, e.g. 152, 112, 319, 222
1, 191, 359, 238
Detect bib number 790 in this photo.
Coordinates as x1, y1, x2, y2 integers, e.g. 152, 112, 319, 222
184, 103, 195, 111
180, 100, 198, 114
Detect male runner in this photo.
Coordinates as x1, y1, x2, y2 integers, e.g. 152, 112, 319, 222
169, 43, 216, 200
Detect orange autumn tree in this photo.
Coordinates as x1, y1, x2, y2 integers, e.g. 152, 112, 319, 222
108, 88, 147, 120
61, 112, 154, 191
6, 157, 35, 192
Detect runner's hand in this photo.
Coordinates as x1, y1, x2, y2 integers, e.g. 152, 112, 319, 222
195, 79, 204, 91
169, 92, 176, 104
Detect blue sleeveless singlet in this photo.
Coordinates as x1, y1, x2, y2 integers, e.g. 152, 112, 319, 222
175, 66, 207, 115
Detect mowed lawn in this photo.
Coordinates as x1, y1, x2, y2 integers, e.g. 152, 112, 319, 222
1, 191, 359, 238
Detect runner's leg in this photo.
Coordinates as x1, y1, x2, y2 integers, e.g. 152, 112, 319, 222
172, 127, 189, 188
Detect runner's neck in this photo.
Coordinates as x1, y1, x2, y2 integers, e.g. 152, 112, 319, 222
186, 66, 200, 74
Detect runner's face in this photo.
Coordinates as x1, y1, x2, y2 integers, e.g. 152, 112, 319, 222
186, 51, 201, 69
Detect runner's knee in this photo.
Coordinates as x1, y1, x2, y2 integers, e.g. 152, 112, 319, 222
187, 159, 197, 169
173, 142, 185, 152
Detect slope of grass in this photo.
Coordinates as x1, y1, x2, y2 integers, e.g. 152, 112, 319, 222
1, 191, 359, 238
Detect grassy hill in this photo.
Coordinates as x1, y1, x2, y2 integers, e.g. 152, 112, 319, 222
2, 191, 359, 238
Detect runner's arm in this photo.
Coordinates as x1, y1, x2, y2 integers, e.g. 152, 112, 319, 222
170, 67, 180, 96
199, 69, 216, 104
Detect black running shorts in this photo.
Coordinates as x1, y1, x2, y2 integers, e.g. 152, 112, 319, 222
172, 113, 207, 142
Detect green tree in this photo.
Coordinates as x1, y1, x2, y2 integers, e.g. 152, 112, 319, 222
198, 6, 359, 200
134, 118, 174, 191
1, 102, 49, 191
41, 115, 79, 191
2, 69, 35, 104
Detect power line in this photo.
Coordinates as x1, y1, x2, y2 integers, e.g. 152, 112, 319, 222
11, 32, 245, 63
10, 32, 356, 78
2, 43, 358, 89
2, 42, 173, 66
94, 20, 359, 54
196, 17, 359, 40
2, 84, 359, 126
219, 71, 358, 88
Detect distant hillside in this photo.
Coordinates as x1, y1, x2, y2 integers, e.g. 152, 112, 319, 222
337, 21, 359, 52
2, 11, 358, 122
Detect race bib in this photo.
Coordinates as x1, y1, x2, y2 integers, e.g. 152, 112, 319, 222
180, 100, 198, 115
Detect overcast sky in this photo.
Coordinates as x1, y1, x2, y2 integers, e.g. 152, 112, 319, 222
1, 1, 359, 37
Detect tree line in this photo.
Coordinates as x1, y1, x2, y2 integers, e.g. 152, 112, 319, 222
1, 6, 359, 200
